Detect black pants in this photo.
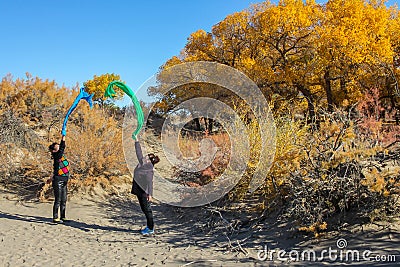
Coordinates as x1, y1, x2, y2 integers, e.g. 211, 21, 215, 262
52, 177, 68, 219
137, 194, 154, 230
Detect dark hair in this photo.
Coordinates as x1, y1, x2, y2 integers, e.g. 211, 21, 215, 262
48, 142, 58, 151
148, 153, 160, 165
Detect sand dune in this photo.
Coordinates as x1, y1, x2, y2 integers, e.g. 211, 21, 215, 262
1, 189, 399, 266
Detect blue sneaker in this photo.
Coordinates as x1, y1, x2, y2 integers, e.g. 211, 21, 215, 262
140, 226, 154, 235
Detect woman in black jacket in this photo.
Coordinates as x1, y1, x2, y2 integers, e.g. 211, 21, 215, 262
131, 137, 160, 235
48, 134, 70, 223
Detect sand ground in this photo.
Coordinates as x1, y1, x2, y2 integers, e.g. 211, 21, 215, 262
0, 188, 399, 267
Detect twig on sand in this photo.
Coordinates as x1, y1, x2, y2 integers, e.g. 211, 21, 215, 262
236, 240, 249, 256
180, 259, 217, 266
224, 232, 232, 248
223, 238, 249, 256
207, 207, 233, 230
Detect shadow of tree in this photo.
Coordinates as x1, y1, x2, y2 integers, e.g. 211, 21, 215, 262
1, 192, 398, 266
93, 194, 399, 266
94, 195, 301, 250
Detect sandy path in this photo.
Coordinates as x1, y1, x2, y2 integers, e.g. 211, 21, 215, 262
1, 190, 399, 266
0, 192, 255, 267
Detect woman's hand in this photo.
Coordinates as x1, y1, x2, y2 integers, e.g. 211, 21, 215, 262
147, 194, 152, 202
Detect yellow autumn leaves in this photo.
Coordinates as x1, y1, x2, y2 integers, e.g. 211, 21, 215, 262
158, 0, 399, 117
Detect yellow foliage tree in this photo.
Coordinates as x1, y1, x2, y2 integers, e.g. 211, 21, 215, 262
160, 0, 399, 118
83, 73, 122, 106
317, 0, 394, 111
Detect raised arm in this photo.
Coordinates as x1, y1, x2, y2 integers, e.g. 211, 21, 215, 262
135, 140, 144, 165
59, 135, 66, 153
54, 135, 66, 160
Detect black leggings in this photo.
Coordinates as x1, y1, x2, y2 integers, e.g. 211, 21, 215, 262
53, 178, 67, 219
137, 194, 154, 230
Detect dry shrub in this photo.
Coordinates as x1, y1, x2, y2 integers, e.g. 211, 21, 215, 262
0, 75, 129, 200
174, 130, 231, 186
40, 106, 129, 198
67, 107, 126, 177
200, 132, 231, 183
274, 107, 399, 232
298, 221, 328, 238
356, 87, 400, 146
0, 109, 50, 198
0, 142, 49, 199
219, 90, 399, 232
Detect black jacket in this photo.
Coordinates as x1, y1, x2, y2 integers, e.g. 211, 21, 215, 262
131, 141, 154, 196
51, 140, 69, 181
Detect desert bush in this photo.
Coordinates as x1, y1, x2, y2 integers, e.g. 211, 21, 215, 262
171, 129, 232, 186
356, 87, 400, 146
0, 74, 129, 199
272, 105, 399, 233
204, 90, 400, 232
65, 106, 127, 178
0, 108, 49, 193
39, 97, 128, 198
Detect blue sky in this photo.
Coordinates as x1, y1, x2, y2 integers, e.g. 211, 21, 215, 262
0, 0, 258, 101
0, 0, 398, 104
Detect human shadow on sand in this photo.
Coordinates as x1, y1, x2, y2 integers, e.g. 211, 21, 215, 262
0, 211, 54, 225
0, 210, 132, 233
95, 195, 277, 250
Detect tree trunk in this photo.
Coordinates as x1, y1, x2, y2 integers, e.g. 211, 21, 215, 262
324, 70, 334, 112
193, 118, 201, 131
340, 77, 347, 96
207, 118, 213, 133
297, 84, 316, 123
